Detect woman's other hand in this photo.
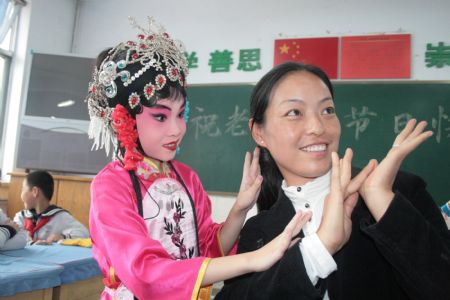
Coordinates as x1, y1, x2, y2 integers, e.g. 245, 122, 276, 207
359, 119, 433, 221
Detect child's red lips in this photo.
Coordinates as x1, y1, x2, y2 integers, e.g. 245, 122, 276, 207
163, 141, 178, 151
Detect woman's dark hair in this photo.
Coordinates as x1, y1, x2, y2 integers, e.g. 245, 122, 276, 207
26, 170, 54, 200
250, 62, 334, 211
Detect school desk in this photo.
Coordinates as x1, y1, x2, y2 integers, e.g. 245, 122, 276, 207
0, 244, 103, 300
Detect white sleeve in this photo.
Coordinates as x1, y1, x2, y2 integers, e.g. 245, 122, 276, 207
56, 212, 90, 239
0, 229, 27, 250
0, 226, 8, 248
299, 233, 337, 285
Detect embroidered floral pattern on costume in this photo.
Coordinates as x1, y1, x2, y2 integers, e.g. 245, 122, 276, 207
143, 177, 197, 258
163, 198, 194, 259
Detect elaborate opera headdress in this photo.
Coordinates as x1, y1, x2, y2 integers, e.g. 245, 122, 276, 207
85, 17, 189, 170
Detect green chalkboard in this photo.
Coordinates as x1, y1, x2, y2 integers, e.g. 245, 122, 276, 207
177, 82, 450, 205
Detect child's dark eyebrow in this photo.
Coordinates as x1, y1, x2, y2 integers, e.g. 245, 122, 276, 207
152, 102, 185, 111
152, 104, 171, 111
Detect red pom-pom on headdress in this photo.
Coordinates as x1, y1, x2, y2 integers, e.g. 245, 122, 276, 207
111, 104, 143, 170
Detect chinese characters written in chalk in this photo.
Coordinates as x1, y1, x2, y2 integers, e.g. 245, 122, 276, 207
431, 105, 450, 143
190, 106, 249, 140
346, 106, 450, 144
393, 106, 450, 144
185, 49, 262, 73
394, 106, 450, 143
345, 106, 378, 140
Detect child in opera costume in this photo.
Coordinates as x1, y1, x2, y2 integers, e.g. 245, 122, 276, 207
86, 17, 311, 300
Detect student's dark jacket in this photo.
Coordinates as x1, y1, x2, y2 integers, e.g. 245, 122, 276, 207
216, 170, 450, 300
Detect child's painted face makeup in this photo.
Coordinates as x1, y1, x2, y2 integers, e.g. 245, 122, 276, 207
135, 95, 186, 162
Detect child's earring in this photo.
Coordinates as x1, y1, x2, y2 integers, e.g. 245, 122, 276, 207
176, 146, 181, 155
184, 99, 190, 123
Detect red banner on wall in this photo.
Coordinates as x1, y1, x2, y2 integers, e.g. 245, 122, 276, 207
274, 37, 339, 79
340, 34, 411, 79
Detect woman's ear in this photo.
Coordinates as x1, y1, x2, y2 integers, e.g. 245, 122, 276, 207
249, 118, 265, 147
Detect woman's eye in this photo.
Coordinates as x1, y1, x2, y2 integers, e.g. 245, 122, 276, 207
153, 114, 167, 122
178, 110, 185, 119
286, 109, 301, 117
323, 107, 336, 115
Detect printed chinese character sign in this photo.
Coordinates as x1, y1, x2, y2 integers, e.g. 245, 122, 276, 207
340, 34, 411, 79
274, 37, 339, 79
209, 50, 234, 72
425, 42, 450, 68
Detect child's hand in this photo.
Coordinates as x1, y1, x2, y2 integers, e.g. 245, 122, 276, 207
33, 239, 52, 245
5, 219, 19, 231
359, 119, 433, 221
219, 148, 263, 254
249, 210, 312, 272
234, 147, 262, 213
202, 211, 311, 285
46, 233, 64, 243
34, 234, 64, 245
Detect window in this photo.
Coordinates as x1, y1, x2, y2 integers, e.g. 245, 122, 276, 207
0, 0, 28, 179
0, 54, 10, 149
17, 52, 109, 174
25, 53, 95, 120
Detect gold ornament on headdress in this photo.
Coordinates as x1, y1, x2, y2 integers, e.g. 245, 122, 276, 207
85, 16, 189, 157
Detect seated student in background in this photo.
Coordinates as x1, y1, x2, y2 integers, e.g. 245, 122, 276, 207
0, 208, 27, 250
217, 62, 450, 300
14, 170, 89, 245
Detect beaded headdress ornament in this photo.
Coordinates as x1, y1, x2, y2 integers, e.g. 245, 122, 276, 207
86, 17, 189, 166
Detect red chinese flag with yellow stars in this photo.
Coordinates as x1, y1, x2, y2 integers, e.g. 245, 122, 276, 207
274, 37, 339, 79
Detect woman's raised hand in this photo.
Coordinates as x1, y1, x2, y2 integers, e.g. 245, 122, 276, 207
317, 149, 374, 254
359, 119, 433, 221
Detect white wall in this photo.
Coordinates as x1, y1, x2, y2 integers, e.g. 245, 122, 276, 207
28, 0, 77, 53
71, 0, 450, 82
